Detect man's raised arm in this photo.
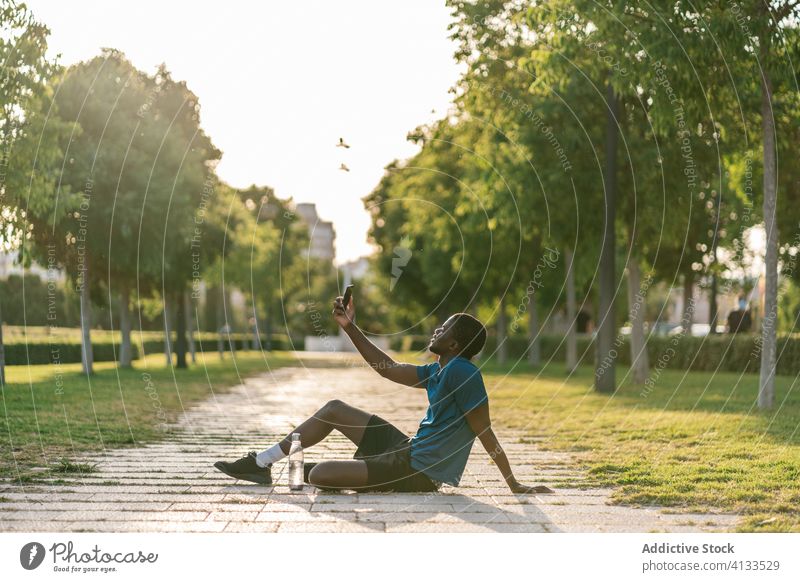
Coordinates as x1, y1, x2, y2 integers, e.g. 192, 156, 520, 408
332, 295, 425, 388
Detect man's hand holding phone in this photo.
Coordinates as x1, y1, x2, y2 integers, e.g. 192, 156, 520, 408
332, 285, 355, 329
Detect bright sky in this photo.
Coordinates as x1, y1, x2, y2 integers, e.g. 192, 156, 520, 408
26, 0, 463, 265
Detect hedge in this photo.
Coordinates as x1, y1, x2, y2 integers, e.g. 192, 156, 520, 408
137, 334, 302, 355
3, 334, 302, 366
3, 341, 141, 366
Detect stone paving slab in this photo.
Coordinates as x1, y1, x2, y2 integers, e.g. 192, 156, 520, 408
0, 363, 740, 533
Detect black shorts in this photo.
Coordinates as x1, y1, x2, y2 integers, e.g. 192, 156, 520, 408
352, 414, 440, 492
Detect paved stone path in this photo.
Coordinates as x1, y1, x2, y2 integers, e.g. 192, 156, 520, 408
0, 360, 740, 532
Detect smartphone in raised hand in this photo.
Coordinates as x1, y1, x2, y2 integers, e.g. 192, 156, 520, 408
342, 284, 354, 311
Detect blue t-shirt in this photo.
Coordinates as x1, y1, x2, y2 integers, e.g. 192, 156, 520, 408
409, 356, 489, 486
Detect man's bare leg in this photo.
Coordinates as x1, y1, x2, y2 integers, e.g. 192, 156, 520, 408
275, 399, 373, 454
308, 460, 370, 489
215, 399, 376, 487
275, 400, 374, 489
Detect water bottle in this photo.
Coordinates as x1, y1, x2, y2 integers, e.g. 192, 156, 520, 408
288, 433, 304, 491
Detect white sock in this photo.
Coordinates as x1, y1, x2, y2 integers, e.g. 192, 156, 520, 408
255, 443, 288, 468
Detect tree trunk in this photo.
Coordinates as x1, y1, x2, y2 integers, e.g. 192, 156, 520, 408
175, 290, 188, 369
527, 295, 541, 366
709, 274, 718, 334
185, 293, 196, 364
709, 238, 719, 334
264, 302, 273, 351
163, 294, 173, 366
682, 273, 694, 330
496, 296, 508, 365
203, 284, 217, 332
564, 247, 578, 373
221, 287, 236, 356
627, 258, 649, 385
119, 285, 133, 368
759, 66, 777, 410
0, 298, 6, 388
251, 300, 261, 350
595, 83, 618, 393
79, 262, 94, 375
216, 286, 225, 359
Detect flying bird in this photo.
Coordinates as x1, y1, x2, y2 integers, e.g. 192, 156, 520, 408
339, 163, 350, 172
337, 137, 350, 149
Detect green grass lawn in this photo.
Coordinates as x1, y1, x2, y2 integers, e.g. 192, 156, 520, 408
0, 350, 308, 482
476, 359, 800, 532
3, 325, 166, 343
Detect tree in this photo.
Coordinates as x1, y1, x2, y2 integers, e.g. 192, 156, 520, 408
237, 185, 316, 348
1, 0, 72, 380
742, 2, 800, 408
590, 0, 800, 407
223, 190, 282, 348
509, 1, 637, 391
40, 50, 173, 373
149, 65, 221, 368
447, 0, 620, 374
773, 77, 800, 308
364, 124, 483, 335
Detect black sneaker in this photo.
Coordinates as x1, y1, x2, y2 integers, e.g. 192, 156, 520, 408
214, 451, 272, 485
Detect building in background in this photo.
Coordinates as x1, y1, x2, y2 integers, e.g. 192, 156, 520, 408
339, 256, 370, 282
293, 202, 336, 262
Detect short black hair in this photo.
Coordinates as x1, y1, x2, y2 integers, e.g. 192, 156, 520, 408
450, 313, 487, 359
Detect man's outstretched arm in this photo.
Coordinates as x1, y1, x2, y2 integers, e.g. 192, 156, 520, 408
465, 403, 555, 494
332, 295, 424, 388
